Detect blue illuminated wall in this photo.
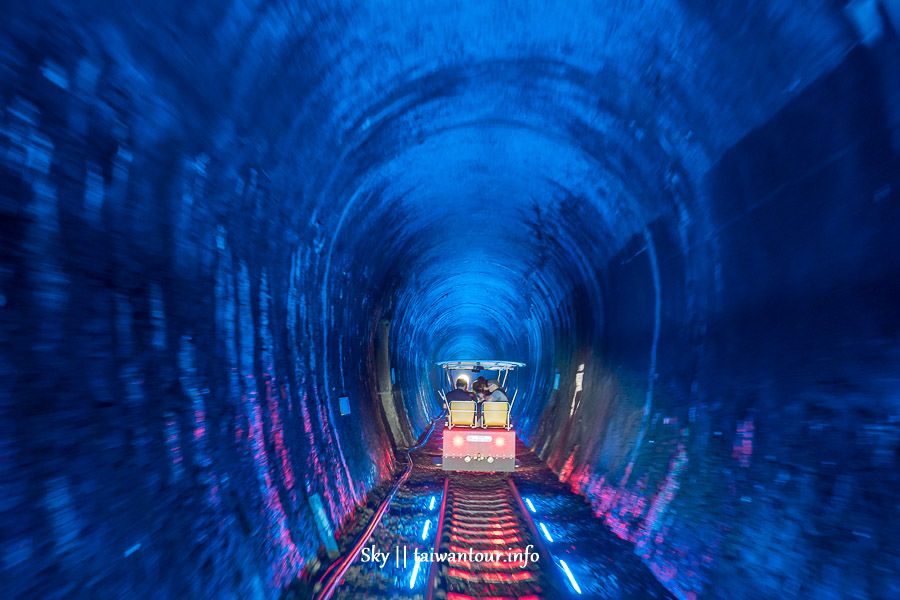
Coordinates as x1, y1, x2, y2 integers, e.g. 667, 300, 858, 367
1, 1, 898, 599
532, 45, 900, 600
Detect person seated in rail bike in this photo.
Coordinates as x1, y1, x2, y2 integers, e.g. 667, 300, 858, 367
485, 378, 509, 403
482, 378, 511, 428
471, 376, 492, 423
447, 378, 476, 402
446, 378, 477, 427
472, 376, 489, 400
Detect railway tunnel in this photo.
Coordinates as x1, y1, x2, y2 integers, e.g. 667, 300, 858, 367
2, 1, 899, 599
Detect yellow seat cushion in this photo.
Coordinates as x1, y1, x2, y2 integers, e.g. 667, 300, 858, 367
449, 401, 476, 427
482, 401, 509, 427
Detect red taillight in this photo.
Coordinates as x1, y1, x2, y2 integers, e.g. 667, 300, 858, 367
453, 435, 464, 447
496, 437, 505, 447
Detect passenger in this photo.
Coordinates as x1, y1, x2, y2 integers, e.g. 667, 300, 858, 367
472, 376, 488, 400
446, 378, 476, 402
446, 378, 476, 427
481, 378, 511, 428
485, 378, 509, 403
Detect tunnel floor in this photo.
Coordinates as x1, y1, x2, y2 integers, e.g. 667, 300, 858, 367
285, 424, 675, 599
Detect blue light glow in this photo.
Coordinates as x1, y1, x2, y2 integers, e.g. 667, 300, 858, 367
409, 556, 421, 589
429, 496, 436, 511
421, 520, 431, 540
525, 498, 536, 513
560, 559, 582, 594
540, 522, 554, 542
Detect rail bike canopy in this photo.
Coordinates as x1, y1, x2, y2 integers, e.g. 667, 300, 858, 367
435, 359, 526, 371
435, 360, 525, 396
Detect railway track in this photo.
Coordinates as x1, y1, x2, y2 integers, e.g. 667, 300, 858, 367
311, 422, 573, 600
425, 473, 562, 600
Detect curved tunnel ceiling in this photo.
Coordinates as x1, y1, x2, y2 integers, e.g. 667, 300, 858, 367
234, 0, 852, 410
240, 1, 850, 430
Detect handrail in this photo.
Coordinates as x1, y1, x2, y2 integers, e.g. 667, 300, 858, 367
312, 415, 442, 600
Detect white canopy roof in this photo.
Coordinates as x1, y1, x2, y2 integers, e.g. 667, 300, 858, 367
435, 359, 525, 370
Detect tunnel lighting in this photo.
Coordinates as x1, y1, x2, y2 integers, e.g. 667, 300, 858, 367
422, 520, 431, 540
559, 559, 582, 594
429, 496, 436, 510
453, 435, 464, 447
409, 556, 421, 589
525, 498, 536, 513
539, 522, 554, 542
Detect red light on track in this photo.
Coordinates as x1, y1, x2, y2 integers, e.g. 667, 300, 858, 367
453, 503, 510, 509
492, 536, 522, 545
448, 594, 539, 600
450, 558, 522, 570
449, 545, 526, 555
451, 525, 518, 536
452, 506, 513, 514
448, 569, 534, 583
448, 568, 475, 581
449, 533, 522, 545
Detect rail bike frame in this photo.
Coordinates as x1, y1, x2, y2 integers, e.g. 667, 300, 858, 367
435, 359, 524, 473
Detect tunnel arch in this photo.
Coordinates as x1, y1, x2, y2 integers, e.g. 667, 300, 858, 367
304, 55, 711, 445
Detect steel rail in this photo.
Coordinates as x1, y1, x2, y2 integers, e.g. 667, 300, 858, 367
424, 476, 450, 600
428, 475, 563, 599
312, 415, 442, 600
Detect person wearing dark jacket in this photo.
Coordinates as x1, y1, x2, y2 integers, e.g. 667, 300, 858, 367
446, 378, 475, 403
446, 378, 476, 426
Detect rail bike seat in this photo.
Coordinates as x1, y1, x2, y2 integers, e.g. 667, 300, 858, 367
448, 401, 476, 428
482, 401, 510, 428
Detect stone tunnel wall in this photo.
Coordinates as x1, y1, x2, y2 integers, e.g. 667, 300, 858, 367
532, 46, 900, 600
0, 22, 399, 600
